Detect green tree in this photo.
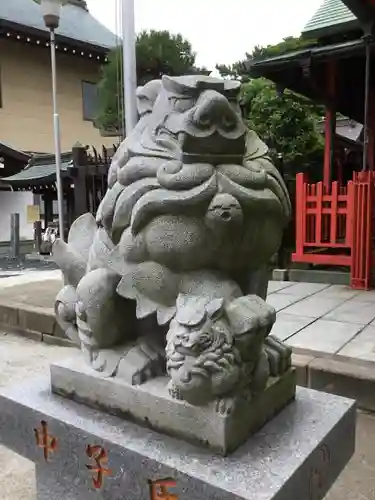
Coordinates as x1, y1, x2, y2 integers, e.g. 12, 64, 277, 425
241, 78, 324, 171
96, 30, 205, 132
216, 36, 324, 171
216, 36, 317, 80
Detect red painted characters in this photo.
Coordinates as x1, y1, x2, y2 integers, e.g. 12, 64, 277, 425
34, 420, 58, 462
149, 478, 179, 500
85, 444, 113, 489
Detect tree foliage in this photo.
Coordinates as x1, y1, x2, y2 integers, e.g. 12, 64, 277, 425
241, 79, 324, 170
216, 36, 324, 171
96, 30, 205, 132
216, 36, 317, 80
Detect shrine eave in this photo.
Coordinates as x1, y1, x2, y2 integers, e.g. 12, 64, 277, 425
0, 141, 31, 162
248, 38, 365, 73
1, 152, 72, 187
247, 38, 370, 122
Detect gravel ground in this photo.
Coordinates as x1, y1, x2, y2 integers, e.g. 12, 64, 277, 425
0, 331, 76, 500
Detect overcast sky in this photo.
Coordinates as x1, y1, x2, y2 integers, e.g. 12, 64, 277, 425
86, 0, 322, 70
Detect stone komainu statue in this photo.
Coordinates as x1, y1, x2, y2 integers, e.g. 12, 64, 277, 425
53, 75, 292, 407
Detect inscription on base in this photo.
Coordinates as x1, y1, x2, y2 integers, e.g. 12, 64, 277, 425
85, 445, 113, 489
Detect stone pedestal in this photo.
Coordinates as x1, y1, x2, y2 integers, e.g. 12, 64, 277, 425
0, 374, 355, 500
50, 358, 297, 455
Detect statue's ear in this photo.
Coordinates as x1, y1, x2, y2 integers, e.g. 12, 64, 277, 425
161, 74, 177, 93
161, 75, 192, 96
136, 79, 162, 116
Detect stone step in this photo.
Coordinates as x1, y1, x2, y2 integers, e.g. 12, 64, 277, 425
293, 351, 375, 412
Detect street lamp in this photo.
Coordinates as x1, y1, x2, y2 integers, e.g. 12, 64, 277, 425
32, 0, 67, 241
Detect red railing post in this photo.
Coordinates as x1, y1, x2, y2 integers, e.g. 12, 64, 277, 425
294, 172, 305, 260
351, 171, 373, 290
316, 182, 323, 244
330, 181, 338, 243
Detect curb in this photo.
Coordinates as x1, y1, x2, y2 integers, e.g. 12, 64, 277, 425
292, 350, 375, 412
0, 301, 75, 349
272, 268, 351, 286
1, 301, 374, 411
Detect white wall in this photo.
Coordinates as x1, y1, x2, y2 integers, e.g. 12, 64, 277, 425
0, 191, 35, 242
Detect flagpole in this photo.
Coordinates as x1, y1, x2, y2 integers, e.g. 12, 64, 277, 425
122, 0, 138, 135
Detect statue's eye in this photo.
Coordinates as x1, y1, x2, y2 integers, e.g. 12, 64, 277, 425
169, 96, 195, 112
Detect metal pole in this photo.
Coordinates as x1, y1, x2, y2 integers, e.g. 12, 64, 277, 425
50, 29, 65, 241
10, 213, 20, 260
34, 220, 42, 254
122, 0, 138, 135
362, 40, 371, 172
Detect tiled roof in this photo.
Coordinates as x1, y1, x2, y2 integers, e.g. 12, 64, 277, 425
303, 0, 358, 37
1, 152, 72, 185
0, 141, 31, 161
0, 0, 118, 51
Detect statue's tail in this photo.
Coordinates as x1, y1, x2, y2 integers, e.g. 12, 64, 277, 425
52, 213, 97, 344
52, 213, 97, 287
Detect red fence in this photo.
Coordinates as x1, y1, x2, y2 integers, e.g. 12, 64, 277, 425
292, 171, 375, 290
351, 172, 375, 289
292, 173, 353, 266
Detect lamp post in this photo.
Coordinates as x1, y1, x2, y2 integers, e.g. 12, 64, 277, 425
33, 0, 66, 241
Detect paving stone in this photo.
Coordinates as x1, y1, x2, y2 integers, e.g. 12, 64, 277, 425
267, 281, 295, 294
282, 296, 345, 318
266, 293, 301, 312
338, 326, 375, 362
286, 319, 362, 354
316, 285, 360, 300
0, 279, 61, 309
276, 282, 330, 298
271, 313, 316, 341
324, 300, 375, 325
351, 289, 375, 303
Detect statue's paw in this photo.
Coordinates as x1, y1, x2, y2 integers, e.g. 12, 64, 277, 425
264, 335, 292, 376
226, 294, 276, 337
116, 341, 165, 385
215, 395, 236, 416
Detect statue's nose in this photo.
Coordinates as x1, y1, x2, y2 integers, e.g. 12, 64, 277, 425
193, 90, 238, 130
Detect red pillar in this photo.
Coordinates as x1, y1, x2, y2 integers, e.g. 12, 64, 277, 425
323, 61, 337, 190
367, 90, 375, 171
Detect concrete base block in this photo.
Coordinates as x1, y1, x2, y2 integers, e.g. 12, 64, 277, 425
51, 358, 296, 455
272, 268, 289, 281
0, 375, 356, 500
288, 269, 350, 286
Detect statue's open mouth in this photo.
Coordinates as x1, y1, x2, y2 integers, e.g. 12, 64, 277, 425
179, 131, 246, 166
